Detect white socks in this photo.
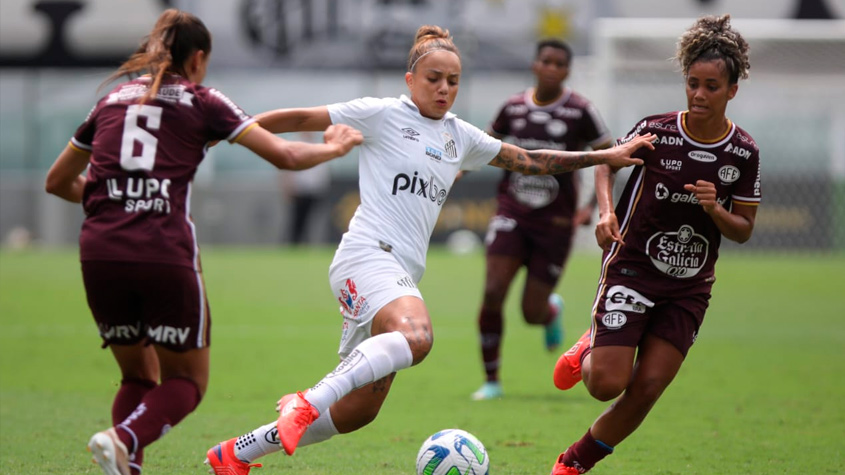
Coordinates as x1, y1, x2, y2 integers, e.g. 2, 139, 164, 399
306, 331, 413, 415
231, 332, 413, 463
233, 409, 340, 462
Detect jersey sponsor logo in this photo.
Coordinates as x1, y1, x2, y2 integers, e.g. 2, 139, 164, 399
655, 183, 670, 200
555, 107, 583, 119
620, 119, 649, 144
147, 325, 191, 345
661, 158, 683, 171
601, 311, 627, 329
508, 173, 559, 208
511, 118, 527, 130
425, 146, 442, 161
754, 162, 762, 197
718, 165, 740, 184
157, 85, 194, 106
724, 142, 752, 159
209, 88, 249, 121
688, 150, 717, 162
545, 119, 567, 137
99, 322, 142, 341
401, 127, 420, 142
391, 171, 448, 205
338, 278, 369, 319
443, 132, 457, 158
528, 110, 551, 123
645, 224, 709, 278
656, 183, 728, 206
656, 135, 684, 146
107, 177, 173, 215
506, 104, 529, 116
106, 84, 149, 104
606, 285, 654, 314
648, 121, 677, 131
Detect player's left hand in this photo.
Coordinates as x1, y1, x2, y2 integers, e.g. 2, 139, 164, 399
684, 180, 719, 214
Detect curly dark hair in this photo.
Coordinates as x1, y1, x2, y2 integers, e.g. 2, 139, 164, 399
676, 14, 750, 84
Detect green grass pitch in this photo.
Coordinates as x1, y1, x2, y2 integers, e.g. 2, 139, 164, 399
1, 247, 843, 474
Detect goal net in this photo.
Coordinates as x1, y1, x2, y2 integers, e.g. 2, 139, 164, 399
591, 18, 845, 250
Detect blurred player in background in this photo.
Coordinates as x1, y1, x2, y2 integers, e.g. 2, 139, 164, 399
550, 15, 761, 474
471, 39, 613, 401
45, 9, 361, 475
205, 24, 655, 474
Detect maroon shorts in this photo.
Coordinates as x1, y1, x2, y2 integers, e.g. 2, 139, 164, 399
81, 261, 211, 351
591, 282, 710, 357
485, 214, 574, 285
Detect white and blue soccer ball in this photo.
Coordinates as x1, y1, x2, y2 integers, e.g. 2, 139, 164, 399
415, 428, 490, 475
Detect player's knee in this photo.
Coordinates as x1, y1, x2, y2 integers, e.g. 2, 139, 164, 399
585, 373, 627, 402
406, 330, 433, 364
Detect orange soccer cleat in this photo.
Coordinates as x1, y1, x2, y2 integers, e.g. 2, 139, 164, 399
276, 391, 319, 455
204, 437, 262, 475
553, 329, 591, 390
550, 453, 582, 475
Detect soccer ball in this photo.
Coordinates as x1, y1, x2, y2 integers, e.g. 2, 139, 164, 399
415, 428, 490, 475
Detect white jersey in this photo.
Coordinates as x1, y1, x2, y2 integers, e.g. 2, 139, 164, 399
327, 95, 502, 282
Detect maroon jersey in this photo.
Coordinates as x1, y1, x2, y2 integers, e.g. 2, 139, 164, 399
71, 75, 255, 269
490, 88, 611, 225
601, 111, 762, 294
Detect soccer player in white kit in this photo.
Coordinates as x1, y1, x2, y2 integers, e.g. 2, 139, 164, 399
205, 25, 656, 474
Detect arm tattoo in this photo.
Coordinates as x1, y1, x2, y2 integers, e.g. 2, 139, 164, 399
492, 149, 600, 175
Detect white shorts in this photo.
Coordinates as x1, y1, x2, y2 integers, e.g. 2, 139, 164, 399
329, 244, 423, 358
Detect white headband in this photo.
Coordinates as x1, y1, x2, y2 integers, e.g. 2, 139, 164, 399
408, 48, 456, 72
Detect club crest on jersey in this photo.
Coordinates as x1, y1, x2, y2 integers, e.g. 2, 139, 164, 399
718, 165, 740, 184
443, 132, 457, 158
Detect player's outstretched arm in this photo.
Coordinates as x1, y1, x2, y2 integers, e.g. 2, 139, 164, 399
45, 144, 91, 203
254, 106, 333, 134
237, 123, 362, 170
489, 133, 654, 175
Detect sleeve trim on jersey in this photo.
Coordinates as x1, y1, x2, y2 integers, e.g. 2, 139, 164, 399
69, 137, 92, 152
227, 118, 257, 143
230, 121, 259, 144
732, 196, 761, 206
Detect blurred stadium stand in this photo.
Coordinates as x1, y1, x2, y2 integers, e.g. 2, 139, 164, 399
1, 0, 843, 249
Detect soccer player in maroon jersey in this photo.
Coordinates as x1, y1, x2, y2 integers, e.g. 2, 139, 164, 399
550, 15, 760, 474
44, 9, 361, 475
471, 39, 613, 401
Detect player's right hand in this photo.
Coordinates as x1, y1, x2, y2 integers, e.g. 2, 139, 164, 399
604, 133, 655, 168
324, 124, 363, 156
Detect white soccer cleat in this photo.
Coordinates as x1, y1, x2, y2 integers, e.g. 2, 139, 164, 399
88, 428, 130, 475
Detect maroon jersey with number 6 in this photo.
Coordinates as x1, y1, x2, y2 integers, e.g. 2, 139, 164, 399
70, 76, 256, 269
601, 111, 762, 295
490, 88, 611, 226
